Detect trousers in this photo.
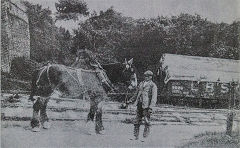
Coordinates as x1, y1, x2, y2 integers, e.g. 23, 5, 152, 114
133, 102, 151, 138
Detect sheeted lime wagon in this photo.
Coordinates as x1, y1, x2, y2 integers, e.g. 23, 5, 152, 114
156, 54, 240, 108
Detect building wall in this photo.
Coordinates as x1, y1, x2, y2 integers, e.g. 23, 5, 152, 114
1, 0, 30, 72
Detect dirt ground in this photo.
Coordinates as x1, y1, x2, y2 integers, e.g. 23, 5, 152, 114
1, 94, 240, 147
1, 120, 225, 148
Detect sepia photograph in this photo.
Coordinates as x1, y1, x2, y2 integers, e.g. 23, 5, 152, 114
1, 0, 240, 147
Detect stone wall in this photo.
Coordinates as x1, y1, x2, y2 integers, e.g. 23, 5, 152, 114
1, 0, 30, 72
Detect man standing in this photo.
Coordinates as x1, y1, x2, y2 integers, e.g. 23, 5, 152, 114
128, 70, 157, 140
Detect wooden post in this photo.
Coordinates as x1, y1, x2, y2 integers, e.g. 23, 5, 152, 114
198, 98, 203, 108
226, 111, 234, 136
226, 81, 237, 136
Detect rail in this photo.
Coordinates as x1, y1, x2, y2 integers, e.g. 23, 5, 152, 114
107, 92, 134, 95
3, 78, 30, 84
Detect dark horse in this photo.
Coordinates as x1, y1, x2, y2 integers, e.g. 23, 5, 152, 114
102, 58, 138, 90
29, 61, 137, 132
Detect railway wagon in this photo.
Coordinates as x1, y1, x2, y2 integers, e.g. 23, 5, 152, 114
156, 54, 240, 108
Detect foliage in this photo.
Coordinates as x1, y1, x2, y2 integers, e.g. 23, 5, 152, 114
118, 14, 239, 74
9, 57, 40, 81
23, 1, 74, 65
55, 0, 89, 21
23, 1, 240, 76
23, 1, 59, 63
72, 7, 135, 63
71, 8, 239, 76
180, 131, 240, 148
56, 27, 75, 65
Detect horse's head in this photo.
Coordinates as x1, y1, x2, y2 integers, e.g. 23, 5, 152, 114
101, 58, 138, 90
122, 58, 138, 90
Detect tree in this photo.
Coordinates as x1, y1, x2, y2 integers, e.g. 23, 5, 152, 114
71, 8, 239, 75
23, 1, 62, 63
25, 0, 239, 75
73, 7, 135, 63
56, 27, 75, 65
55, 0, 89, 21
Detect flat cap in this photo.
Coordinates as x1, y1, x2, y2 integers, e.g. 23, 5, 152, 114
144, 70, 153, 76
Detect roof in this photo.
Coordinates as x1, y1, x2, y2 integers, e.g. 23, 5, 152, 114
160, 54, 240, 83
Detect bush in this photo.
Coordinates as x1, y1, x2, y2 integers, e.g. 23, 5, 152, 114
10, 57, 40, 81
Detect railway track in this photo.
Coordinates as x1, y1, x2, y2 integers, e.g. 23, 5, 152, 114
2, 94, 239, 126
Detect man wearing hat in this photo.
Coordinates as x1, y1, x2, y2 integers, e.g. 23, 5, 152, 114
128, 70, 157, 140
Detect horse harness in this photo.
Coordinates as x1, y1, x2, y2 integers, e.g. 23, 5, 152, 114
35, 64, 110, 97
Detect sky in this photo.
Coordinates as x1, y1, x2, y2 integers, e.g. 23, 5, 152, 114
21, 0, 240, 30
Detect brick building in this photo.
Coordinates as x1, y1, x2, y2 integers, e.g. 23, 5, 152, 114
1, 0, 30, 72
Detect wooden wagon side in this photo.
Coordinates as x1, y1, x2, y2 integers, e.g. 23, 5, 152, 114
156, 54, 240, 109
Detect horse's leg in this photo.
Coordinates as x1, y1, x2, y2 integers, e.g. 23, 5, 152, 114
95, 101, 104, 134
87, 107, 95, 122
86, 101, 96, 134
40, 97, 51, 129
31, 97, 41, 132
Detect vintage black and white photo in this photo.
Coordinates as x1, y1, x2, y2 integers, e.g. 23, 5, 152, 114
1, 0, 240, 147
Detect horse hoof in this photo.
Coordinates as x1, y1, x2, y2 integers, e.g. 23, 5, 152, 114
88, 132, 97, 135
97, 130, 105, 135
86, 121, 95, 134
43, 122, 51, 129
32, 127, 41, 132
